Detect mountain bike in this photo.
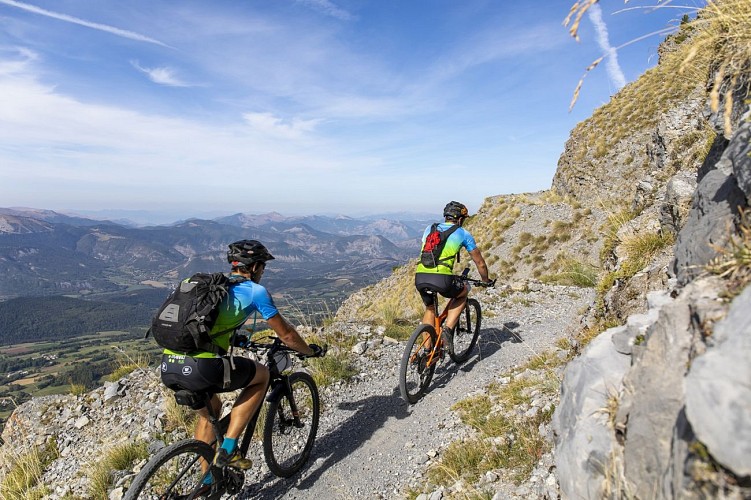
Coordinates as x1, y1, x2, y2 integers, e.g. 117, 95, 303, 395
399, 269, 495, 404
124, 336, 325, 499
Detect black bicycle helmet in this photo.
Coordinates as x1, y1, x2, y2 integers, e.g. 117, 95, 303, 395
443, 201, 469, 220
227, 239, 275, 266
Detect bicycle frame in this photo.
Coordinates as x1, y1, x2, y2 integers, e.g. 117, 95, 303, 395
238, 365, 297, 458
183, 339, 302, 481
410, 290, 461, 369
419, 268, 490, 367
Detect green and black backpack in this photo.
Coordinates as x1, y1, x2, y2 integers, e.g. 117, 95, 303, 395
147, 272, 246, 354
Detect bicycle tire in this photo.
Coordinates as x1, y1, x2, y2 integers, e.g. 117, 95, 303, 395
124, 439, 218, 500
263, 371, 320, 477
449, 298, 482, 363
399, 324, 437, 404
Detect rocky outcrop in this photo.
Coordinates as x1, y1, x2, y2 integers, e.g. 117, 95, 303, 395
672, 117, 750, 284
1, 369, 170, 498
553, 99, 751, 498
685, 285, 751, 477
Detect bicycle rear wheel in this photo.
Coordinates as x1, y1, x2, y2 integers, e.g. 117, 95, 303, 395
449, 298, 481, 363
124, 439, 218, 500
399, 324, 437, 404
263, 371, 320, 477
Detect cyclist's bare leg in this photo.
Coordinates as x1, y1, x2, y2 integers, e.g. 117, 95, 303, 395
443, 285, 469, 331
421, 306, 436, 327
225, 363, 270, 441
195, 395, 222, 473
196, 395, 223, 444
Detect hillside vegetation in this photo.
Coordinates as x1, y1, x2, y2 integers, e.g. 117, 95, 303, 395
0, 292, 159, 345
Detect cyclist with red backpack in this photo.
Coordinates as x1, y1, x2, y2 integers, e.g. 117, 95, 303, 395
415, 201, 491, 345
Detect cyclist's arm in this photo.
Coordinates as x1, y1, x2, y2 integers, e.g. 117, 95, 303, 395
468, 248, 490, 282
266, 313, 315, 356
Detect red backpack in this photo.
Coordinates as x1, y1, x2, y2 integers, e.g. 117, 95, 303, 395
420, 223, 460, 268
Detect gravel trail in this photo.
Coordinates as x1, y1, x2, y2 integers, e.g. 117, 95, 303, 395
239, 284, 594, 499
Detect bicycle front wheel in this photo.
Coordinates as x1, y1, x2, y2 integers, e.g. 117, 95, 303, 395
449, 298, 482, 363
124, 439, 216, 500
263, 371, 320, 477
399, 324, 437, 404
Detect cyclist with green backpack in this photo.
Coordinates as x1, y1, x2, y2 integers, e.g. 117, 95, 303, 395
415, 201, 491, 345
159, 239, 323, 486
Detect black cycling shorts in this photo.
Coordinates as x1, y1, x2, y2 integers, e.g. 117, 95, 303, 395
415, 272, 465, 306
160, 354, 257, 394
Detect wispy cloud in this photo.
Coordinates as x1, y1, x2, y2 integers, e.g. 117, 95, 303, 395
294, 0, 355, 21
0, 46, 37, 75
0, 0, 171, 47
131, 61, 193, 87
587, 3, 627, 91
242, 112, 321, 139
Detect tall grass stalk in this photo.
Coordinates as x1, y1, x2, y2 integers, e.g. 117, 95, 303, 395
106, 347, 151, 381
567, 0, 751, 138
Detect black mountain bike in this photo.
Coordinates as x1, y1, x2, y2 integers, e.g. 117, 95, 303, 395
399, 269, 494, 404
124, 337, 325, 499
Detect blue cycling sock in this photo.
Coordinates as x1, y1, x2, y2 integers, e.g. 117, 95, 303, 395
220, 437, 237, 454
202, 472, 214, 485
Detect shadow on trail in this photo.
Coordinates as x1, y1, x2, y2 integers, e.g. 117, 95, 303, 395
245, 387, 409, 499
243, 323, 525, 498
427, 321, 522, 391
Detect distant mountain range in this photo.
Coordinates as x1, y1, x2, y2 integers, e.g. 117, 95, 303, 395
0, 207, 432, 303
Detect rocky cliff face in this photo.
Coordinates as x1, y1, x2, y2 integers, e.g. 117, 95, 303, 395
553, 109, 751, 500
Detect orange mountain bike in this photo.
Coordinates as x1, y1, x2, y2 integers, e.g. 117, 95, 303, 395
399, 269, 495, 404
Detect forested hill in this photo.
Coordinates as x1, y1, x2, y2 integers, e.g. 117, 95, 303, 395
0, 292, 160, 344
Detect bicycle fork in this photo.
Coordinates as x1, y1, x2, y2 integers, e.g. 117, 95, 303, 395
267, 377, 305, 429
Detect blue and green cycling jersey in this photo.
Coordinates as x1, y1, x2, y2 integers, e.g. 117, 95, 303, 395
416, 223, 478, 275
163, 276, 279, 358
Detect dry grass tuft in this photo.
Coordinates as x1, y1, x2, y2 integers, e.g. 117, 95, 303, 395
163, 389, 197, 435
105, 349, 151, 382
0, 440, 58, 499
87, 441, 148, 499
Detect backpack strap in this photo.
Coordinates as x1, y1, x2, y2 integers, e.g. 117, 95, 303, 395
434, 223, 461, 267
194, 276, 249, 355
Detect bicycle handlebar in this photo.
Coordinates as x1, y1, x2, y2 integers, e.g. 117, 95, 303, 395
245, 335, 327, 359
458, 268, 496, 287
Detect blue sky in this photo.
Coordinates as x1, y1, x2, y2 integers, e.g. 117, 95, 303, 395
0, 0, 702, 221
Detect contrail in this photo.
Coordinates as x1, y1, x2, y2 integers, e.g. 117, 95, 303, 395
0, 0, 171, 48
587, 3, 627, 91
